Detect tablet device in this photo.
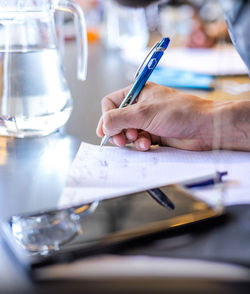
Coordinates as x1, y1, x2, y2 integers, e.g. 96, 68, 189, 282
1, 184, 223, 270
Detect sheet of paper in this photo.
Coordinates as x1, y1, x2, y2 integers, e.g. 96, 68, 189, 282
122, 46, 249, 76
59, 142, 250, 209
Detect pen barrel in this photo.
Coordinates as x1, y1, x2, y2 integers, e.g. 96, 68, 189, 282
119, 93, 134, 108
100, 37, 170, 147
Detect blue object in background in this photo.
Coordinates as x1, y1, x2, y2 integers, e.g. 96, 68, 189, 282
149, 67, 215, 90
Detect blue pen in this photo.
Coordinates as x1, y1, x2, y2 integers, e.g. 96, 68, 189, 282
100, 37, 170, 147
147, 188, 175, 210
149, 171, 227, 210
183, 171, 228, 189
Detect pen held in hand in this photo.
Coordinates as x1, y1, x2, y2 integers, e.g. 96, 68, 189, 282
100, 37, 170, 147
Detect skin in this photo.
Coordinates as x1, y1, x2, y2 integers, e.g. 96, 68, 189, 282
96, 82, 250, 151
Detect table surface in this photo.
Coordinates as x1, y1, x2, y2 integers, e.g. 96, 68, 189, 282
0, 41, 250, 293
0, 42, 131, 218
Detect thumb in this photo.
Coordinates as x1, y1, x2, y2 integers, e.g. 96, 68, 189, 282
102, 104, 145, 136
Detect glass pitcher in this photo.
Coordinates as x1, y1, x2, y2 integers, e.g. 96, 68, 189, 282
0, 0, 88, 137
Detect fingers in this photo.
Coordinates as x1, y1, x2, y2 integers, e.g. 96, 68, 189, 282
96, 117, 104, 137
96, 105, 140, 142
110, 132, 127, 147
134, 131, 151, 151
102, 104, 145, 137
125, 128, 138, 142
96, 85, 132, 138
109, 129, 138, 147
101, 85, 132, 113
96, 82, 161, 147
112, 130, 151, 151
100, 82, 157, 114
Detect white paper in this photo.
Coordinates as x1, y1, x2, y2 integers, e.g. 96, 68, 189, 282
59, 142, 250, 208
122, 46, 249, 76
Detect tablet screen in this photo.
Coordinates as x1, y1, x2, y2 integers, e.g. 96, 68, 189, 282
1, 185, 223, 269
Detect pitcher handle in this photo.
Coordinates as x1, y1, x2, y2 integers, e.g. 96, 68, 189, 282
57, 0, 88, 81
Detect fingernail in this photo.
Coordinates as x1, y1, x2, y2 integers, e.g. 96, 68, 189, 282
139, 141, 147, 150
126, 132, 134, 140
102, 124, 107, 134
113, 137, 120, 146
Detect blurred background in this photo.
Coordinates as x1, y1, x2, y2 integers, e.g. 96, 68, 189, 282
72, 0, 229, 49
63, 0, 248, 91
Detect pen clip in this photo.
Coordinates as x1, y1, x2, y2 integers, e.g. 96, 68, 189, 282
134, 41, 160, 81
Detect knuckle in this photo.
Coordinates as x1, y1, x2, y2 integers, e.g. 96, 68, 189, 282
101, 96, 109, 108
135, 103, 152, 129
101, 95, 107, 104
137, 103, 149, 116
103, 111, 112, 128
103, 111, 117, 135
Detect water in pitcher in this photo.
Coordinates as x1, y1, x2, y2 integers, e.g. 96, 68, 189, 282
0, 48, 72, 137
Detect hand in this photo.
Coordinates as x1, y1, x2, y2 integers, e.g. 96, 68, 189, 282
96, 82, 215, 151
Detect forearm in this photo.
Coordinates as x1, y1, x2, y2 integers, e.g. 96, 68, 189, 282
213, 100, 250, 151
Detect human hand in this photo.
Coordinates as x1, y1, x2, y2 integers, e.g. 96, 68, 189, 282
96, 82, 215, 151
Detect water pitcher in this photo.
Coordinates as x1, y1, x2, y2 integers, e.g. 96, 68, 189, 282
0, 0, 88, 137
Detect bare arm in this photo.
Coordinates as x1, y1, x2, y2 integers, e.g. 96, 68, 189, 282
96, 82, 250, 151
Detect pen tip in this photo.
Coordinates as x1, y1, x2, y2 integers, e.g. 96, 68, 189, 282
100, 135, 109, 147
100, 138, 106, 147
163, 201, 175, 210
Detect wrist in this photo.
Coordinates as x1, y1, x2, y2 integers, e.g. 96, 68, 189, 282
211, 100, 250, 150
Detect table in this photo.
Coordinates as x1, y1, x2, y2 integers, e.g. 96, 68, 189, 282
0, 41, 250, 293
0, 41, 135, 293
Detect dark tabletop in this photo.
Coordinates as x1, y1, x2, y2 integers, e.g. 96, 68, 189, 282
0, 41, 250, 294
